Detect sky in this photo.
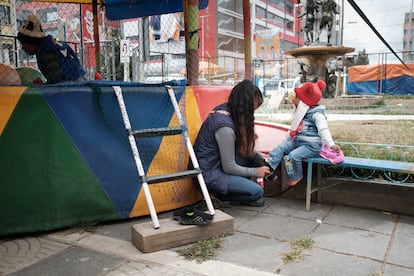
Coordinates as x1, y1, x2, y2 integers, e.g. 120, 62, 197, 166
341, 0, 413, 60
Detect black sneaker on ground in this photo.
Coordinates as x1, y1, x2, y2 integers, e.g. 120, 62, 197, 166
173, 206, 194, 221
173, 205, 214, 225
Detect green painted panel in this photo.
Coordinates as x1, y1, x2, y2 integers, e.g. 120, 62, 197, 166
0, 88, 119, 235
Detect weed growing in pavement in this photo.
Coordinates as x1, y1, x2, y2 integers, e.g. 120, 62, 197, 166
282, 236, 314, 264
65, 222, 99, 234
176, 231, 232, 263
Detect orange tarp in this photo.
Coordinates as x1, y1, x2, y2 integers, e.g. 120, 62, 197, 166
349, 64, 414, 82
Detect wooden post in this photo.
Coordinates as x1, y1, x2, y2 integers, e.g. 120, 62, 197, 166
243, 0, 252, 80
184, 0, 200, 85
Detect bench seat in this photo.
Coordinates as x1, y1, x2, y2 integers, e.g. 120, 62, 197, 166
305, 157, 414, 211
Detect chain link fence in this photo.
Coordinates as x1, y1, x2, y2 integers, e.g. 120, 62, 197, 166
0, 1, 413, 88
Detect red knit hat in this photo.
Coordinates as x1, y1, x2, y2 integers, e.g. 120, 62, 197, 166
294, 80, 326, 106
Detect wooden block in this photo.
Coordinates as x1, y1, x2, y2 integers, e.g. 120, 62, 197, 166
131, 209, 234, 253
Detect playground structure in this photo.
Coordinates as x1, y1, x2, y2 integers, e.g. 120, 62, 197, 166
0, 82, 240, 236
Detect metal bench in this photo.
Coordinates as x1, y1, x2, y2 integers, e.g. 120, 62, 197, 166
305, 155, 414, 211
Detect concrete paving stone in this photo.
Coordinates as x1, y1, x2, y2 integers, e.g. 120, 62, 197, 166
383, 263, 414, 276
312, 223, 390, 260
0, 236, 70, 275
73, 231, 276, 276
395, 215, 414, 238
386, 232, 414, 268
218, 197, 278, 212
217, 231, 290, 273
262, 198, 332, 221
92, 217, 149, 242
237, 212, 317, 241
106, 260, 201, 276
8, 246, 125, 276
4, 195, 414, 276
281, 248, 381, 276
323, 206, 397, 234
217, 207, 259, 228
48, 230, 91, 243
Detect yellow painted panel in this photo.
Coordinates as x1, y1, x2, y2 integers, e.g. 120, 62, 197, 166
0, 86, 26, 135
129, 88, 203, 217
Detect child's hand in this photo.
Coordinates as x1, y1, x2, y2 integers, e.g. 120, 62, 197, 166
330, 144, 341, 152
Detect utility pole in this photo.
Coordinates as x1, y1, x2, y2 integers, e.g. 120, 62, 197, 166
243, 0, 252, 79
340, 0, 344, 45
409, 0, 414, 62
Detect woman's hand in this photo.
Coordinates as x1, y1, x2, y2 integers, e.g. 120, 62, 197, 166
256, 166, 271, 178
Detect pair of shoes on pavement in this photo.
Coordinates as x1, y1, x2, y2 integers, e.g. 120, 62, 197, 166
231, 198, 265, 207
173, 205, 214, 225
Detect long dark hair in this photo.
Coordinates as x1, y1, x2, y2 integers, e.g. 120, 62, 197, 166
227, 79, 263, 157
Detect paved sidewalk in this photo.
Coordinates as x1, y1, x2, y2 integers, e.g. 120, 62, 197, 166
256, 113, 414, 122
2, 196, 414, 276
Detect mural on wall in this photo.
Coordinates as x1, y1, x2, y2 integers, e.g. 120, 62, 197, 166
255, 29, 281, 61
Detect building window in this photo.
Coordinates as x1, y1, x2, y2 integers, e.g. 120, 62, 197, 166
256, 6, 266, 19
0, 5, 11, 24
217, 34, 244, 53
45, 27, 59, 38
38, 8, 58, 23
217, 13, 244, 34
2, 43, 14, 64
16, 10, 33, 27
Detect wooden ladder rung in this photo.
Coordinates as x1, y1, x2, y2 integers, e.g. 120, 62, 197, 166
130, 127, 183, 138
146, 169, 202, 184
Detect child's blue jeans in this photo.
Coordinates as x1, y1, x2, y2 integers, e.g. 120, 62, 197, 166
268, 137, 322, 181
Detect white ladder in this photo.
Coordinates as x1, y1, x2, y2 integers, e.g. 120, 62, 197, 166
112, 85, 215, 229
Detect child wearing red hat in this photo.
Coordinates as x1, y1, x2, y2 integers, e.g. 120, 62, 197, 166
266, 80, 341, 186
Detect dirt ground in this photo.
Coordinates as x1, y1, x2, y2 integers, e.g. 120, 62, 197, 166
328, 120, 414, 145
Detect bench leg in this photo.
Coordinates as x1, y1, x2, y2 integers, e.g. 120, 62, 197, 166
316, 163, 322, 203
306, 161, 313, 211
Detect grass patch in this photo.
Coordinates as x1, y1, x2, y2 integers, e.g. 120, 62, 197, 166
291, 236, 314, 250
282, 236, 314, 264
65, 222, 99, 234
176, 232, 232, 263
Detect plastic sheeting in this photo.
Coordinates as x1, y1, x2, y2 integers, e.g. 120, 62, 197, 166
105, 0, 209, 20
347, 64, 414, 95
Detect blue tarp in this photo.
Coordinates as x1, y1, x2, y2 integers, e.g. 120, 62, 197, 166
347, 64, 414, 95
347, 75, 414, 96
105, 0, 209, 20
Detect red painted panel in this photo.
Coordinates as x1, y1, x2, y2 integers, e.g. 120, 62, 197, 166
191, 85, 232, 121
